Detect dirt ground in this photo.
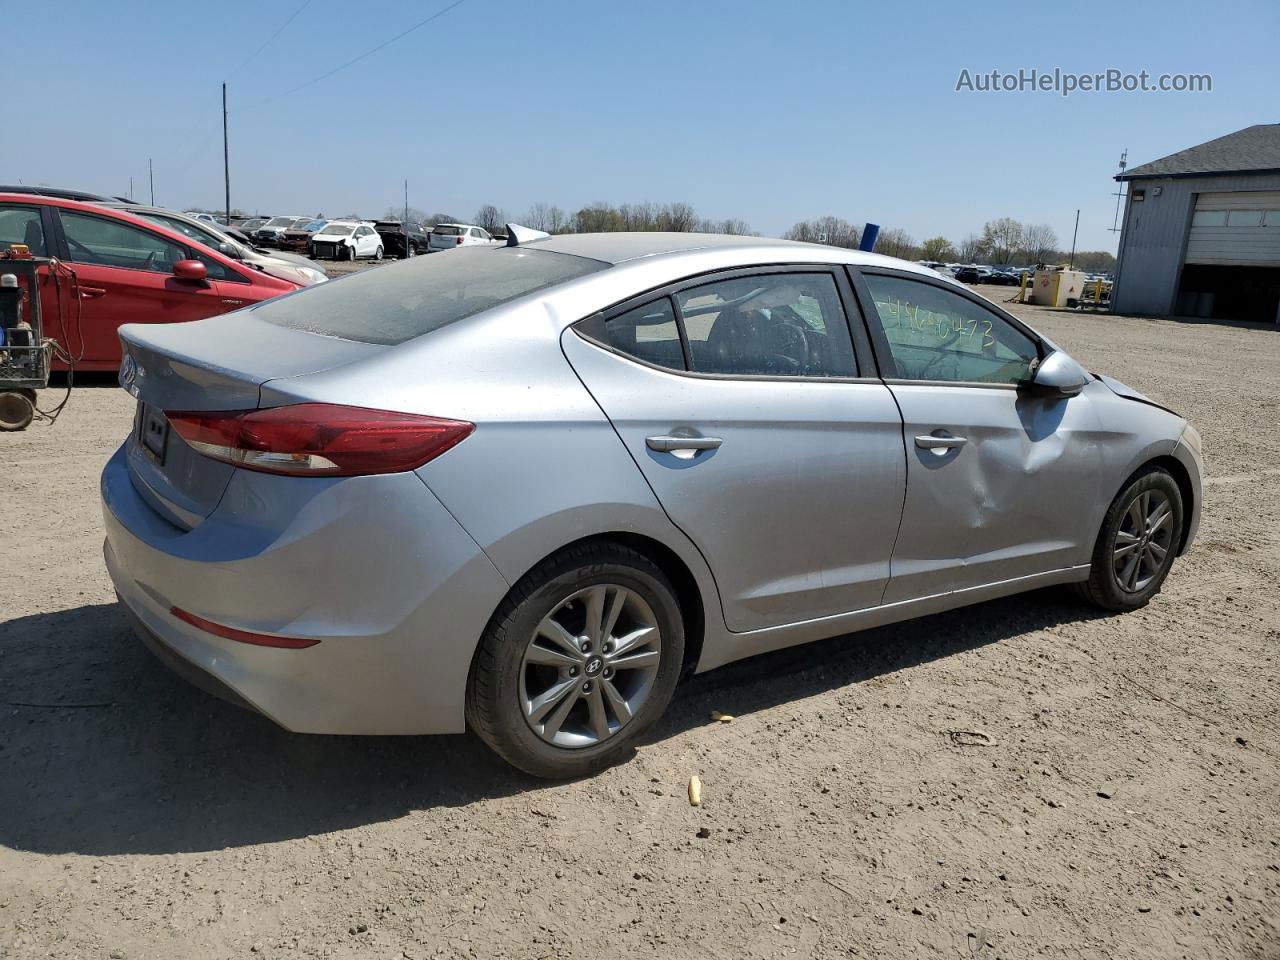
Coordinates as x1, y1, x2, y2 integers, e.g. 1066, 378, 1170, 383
2, 284, 1278, 960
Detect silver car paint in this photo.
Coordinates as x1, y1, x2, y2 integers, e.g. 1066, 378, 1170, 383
561, 332, 906, 631
102, 234, 1202, 735
102, 445, 508, 735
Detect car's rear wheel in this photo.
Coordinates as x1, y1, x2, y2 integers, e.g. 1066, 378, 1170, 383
466, 542, 684, 779
1075, 467, 1183, 610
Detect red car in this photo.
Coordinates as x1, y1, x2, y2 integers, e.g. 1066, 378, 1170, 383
0, 193, 302, 371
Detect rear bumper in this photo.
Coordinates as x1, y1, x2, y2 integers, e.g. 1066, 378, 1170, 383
101, 444, 510, 734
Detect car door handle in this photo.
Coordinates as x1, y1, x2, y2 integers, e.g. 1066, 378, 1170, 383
914, 433, 968, 450
646, 435, 723, 453
79, 286, 107, 299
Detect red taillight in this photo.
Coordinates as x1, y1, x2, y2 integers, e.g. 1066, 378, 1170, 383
455, 235, 464, 244
166, 404, 474, 477
171, 606, 319, 649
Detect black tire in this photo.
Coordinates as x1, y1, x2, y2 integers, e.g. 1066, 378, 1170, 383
374, 246, 383, 261
466, 542, 685, 779
1074, 467, 1183, 611
346, 244, 356, 262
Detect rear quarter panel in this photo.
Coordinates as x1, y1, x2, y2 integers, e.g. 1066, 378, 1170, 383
257, 295, 726, 662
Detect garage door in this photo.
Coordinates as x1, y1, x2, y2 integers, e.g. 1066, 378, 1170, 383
1185, 191, 1280, 266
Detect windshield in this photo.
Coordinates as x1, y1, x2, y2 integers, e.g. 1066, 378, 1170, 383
256, 247, 607, 345
142, 213, 214, 244
265, 217, 294, 228
297, 220, 326, 232
319, 223, 355, 237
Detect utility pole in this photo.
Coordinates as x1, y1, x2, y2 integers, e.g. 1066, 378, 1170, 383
404, 179, 412, 258
1069, 209, 1080, 269
129, 176, 134, 200
222, 83, 231, 224
149, 158, 155, 205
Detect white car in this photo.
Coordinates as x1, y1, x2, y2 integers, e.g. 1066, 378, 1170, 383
309, 221, 384, 261
428, 223, 501, 252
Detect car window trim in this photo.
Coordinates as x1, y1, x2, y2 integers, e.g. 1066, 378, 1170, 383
573, 263, 880, 384
845, 264, 1044, 389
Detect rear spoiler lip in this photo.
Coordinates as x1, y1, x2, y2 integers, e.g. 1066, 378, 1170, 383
117, 313, 386, 412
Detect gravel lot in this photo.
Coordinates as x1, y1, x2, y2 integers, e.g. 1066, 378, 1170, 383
2, 281, 1278, 959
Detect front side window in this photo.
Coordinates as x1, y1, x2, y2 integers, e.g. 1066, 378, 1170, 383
60, 212, 184, 274
862, 273, 1039, 385
677, 273, 857, 377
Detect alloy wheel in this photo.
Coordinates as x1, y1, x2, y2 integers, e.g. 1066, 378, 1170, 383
519, 583, 662, 748
1112, 489, 1174, 593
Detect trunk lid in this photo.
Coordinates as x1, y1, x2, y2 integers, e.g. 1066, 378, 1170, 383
118, 311, 385, 528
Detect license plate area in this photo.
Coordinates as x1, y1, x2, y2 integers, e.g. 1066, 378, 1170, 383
137, 403, 169, 465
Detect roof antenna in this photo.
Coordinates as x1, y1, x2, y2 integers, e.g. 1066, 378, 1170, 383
505, 223, 550, 247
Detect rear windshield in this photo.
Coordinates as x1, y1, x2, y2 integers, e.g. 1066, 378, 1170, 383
255, 246, 607, 345
264, 217, 294, 227
433, 225, 463, 236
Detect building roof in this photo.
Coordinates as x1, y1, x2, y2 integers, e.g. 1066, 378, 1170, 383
1117, 124, 1280, 180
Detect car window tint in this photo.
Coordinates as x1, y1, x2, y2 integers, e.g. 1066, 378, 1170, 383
0, 205, 47, 256
576, 298, 684, 371
61, 212, 184, 274
676, 273, 856, 378
863, 274, 1038, 385
257, 246, 607, 345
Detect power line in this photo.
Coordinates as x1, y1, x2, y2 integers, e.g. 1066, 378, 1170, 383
248, 0, 470, 111
234, 0, 316, 73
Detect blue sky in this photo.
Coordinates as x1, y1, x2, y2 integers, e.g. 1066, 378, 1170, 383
6, 0, 1277, 251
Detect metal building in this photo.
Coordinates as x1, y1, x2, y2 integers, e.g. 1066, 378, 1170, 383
1112, 124, 1280, 322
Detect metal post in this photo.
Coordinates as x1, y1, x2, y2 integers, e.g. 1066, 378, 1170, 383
222, 83, 231, 225
404, 179, 412, 258
149, 158, 155, 205
1069, 209, 1080, 269
129, 176, 133, 201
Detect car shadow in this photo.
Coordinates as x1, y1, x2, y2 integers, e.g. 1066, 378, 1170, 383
0, 591, 1106, 856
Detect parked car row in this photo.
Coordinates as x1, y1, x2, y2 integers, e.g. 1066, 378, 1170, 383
0, 190, 326, 371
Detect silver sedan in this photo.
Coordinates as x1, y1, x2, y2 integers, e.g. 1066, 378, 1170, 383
101, 232, 1202, 778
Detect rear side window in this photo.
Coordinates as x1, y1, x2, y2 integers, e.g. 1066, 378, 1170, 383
256, 246, 607, 345
577, 298, 684, 371
678, 274, 856, 377
0, 205, 47, 256
576, 272, 858, 378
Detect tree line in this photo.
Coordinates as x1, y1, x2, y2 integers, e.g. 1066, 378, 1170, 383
395, 202, 1116, 271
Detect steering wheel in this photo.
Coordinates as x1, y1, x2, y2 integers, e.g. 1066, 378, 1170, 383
771, 320, 810, 372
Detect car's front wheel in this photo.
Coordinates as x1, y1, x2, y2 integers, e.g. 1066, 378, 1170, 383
466, 542, 685, 779
374, 246, 383, 261
1075, 467, 1183, 610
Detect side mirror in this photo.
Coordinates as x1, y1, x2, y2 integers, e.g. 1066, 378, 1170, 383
1027, 350, 1089, 397
173, 259, 208, 282
219, 242, 241, 259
